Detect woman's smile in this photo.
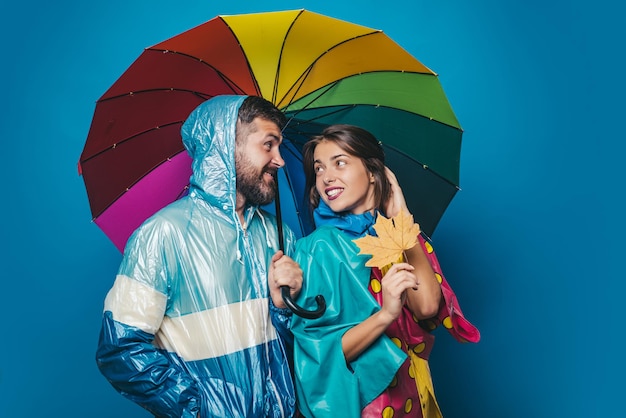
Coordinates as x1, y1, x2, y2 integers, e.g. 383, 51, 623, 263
325, 187, 344, 200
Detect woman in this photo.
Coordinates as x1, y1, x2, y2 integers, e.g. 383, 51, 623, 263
291, 125, 480, 418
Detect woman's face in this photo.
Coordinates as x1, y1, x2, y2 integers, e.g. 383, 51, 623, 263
313, 140, 375, 214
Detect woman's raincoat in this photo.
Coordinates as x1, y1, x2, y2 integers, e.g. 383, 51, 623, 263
291, 218, 480, 418
96, 95, 297, 418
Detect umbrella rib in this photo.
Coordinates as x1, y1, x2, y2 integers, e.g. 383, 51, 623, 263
283, 82, 342, 132
273, 10, 306, 104
286, 98, 463, 136
380, 143, 461, 190
280, 139, 304, 163
281, 65, 315, 109
80, 121, 185, 163
217, 17, 263, 97
98, 88, 215, 103
277, 29, 381, 107
283, 68, 427, 127
148, 47, 254, 96
91, 149, 190, 219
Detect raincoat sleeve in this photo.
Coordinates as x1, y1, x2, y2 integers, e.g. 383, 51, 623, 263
96, 220, 201, 418
291, 227, 406, 418
418, 234, 481, 343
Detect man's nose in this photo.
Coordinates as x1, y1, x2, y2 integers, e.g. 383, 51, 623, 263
271, 150, 285, 168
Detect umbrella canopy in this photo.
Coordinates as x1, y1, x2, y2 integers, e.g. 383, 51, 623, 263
79, 9, 463, 253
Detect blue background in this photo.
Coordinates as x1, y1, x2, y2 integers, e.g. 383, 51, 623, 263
2, 1, 623, 417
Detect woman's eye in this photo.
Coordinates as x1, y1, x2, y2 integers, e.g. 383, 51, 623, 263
337, 160, 346, 167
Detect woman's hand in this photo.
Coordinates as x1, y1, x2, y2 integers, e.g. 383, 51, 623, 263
378, 262, 418, 322
384, 167, 409, 217
341, 262, 418, 362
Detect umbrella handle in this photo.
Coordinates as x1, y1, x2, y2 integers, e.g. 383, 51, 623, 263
274, 170, 326, 319
281, 286, 326, 319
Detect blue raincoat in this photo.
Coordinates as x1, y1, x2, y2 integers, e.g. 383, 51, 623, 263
96, 95, 297, 418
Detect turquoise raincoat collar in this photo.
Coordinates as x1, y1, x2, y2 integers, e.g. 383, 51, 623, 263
313, 200, 379, 238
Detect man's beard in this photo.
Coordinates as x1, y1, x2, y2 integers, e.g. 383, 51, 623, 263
235, 151, 277, 206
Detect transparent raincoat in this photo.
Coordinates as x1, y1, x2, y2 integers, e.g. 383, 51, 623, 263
96, 95, 297, 418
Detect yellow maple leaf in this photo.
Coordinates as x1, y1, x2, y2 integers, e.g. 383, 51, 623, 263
353, 210, 421, 268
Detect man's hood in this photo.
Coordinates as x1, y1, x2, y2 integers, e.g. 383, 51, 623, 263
181, 95, 246, 213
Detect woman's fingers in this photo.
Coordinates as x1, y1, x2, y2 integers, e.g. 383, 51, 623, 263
384, 166, 409, 217
380, 268, 417, 319
382, 266, 418, 296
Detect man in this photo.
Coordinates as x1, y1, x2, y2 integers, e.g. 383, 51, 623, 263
96, 95, 302, 418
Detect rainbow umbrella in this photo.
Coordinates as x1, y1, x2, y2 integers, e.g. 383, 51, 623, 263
79, 9, 462, 253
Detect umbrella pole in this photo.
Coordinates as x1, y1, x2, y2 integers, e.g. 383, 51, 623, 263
274, 175, 326, 319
